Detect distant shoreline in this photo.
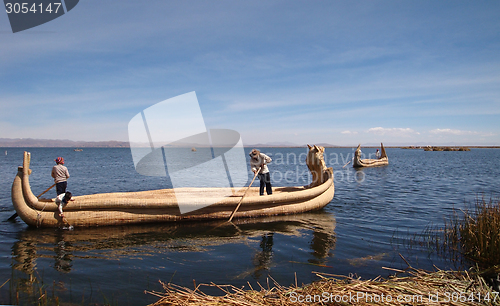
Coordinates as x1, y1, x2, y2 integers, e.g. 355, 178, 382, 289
0, 138, 498, 149
1, 145, 499, 149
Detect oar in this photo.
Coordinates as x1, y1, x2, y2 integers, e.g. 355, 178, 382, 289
7, 213, 18, 221
342, 159, 352, 168
7, 183, 56, 221
228, 167, 261, 222
37, 183, 56, 198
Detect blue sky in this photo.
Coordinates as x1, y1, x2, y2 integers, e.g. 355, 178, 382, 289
1, 1, 499, 146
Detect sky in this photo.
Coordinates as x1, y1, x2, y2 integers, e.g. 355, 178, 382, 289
0, 1, 499, 146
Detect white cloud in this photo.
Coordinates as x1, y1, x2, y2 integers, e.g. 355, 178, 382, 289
429, 128, 478, 136
341, 130, 358, 135
367, 127, 420, 136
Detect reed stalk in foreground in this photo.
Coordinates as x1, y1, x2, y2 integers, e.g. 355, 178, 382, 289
147, 264, 499, 306
1, 273, 60, 306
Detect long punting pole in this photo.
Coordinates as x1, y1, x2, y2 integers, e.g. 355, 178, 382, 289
228, 167, 261, 222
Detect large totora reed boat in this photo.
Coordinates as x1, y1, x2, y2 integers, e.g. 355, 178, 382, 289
12, 145, 334, 228
353, 143, 389, 168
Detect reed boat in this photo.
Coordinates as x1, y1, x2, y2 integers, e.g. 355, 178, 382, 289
12, 145, 334, 228
353, 143, 388, 168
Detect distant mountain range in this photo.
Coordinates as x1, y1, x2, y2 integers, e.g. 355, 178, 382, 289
0, 138, 318, 148
0, 138, 130, 148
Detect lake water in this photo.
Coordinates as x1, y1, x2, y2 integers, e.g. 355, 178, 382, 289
0, 147, 498, 305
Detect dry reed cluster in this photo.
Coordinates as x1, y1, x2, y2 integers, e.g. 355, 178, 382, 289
147, 263, 498, 306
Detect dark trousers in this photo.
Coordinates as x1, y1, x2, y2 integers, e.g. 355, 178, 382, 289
56, 181, 67, 195
258, 173, 272, 195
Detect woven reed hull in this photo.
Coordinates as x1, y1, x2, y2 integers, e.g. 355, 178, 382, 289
353, 143, 389, 168
353, 157, 388, 167
12, 152, 335, 228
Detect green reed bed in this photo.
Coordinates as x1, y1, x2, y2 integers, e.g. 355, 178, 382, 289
398, 197, 500, 293
442, 198, 500, 269
1, 271, 116, 306
1, 273, 60, 306
401, 197, 500, 271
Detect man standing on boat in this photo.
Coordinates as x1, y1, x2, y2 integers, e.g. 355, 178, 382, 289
249, 149, 273, 196
52, 157, 70, 195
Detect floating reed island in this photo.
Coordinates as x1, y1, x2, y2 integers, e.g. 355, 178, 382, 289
147, 264, 498, 306
423, 146, 471, 151
11, 145, 334, 228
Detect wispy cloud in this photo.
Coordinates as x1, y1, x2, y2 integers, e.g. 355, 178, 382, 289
429, 129, 478, 136
428, 129, 496, 137
224, 100, 291, 112
367, 127, 420, 136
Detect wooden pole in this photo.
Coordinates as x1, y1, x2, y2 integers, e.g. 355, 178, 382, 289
228, 167, 261, 222
7, 213, 18, 221
7, 183, 56, 221
36, 183, 56, 198
342, 160, 352, 168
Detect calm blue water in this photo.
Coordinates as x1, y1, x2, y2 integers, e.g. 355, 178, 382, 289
0, 147, 498, 305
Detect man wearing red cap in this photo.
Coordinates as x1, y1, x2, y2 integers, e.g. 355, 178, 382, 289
52, 157, 70, 195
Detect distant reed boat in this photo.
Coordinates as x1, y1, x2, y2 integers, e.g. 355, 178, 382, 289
353, 143, 389, 168
191, 147, 196, 152
11, 145, 334, 228
74, 148, 83, 152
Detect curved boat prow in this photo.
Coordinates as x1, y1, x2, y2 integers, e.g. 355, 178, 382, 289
380, 143, 387, 159
21, 152, 39, 206
12, 157, 50, 227
354, 144, 361, 157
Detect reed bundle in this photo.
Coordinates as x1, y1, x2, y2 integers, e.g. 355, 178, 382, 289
147, 265, 498, 305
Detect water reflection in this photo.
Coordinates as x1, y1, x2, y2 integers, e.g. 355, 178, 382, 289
310, 230, 336, 265
252, 233, 274, 278
54, 231, 73, 272
11, 211, 336, 283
